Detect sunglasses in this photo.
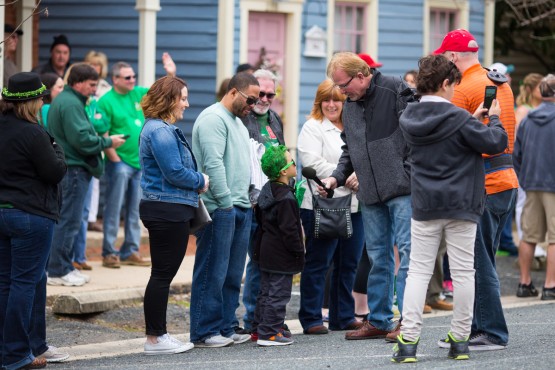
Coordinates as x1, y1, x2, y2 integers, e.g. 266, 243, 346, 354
238, 90, 259, 105
259, 91, 276, 99
119, 74, 136, 81
280, 159, 296, 172
335, 75, 354, 89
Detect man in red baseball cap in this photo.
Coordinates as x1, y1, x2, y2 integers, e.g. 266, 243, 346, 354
434, 28, 518, 353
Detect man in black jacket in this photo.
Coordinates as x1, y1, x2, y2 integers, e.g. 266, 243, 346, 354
322, 52, 414, 341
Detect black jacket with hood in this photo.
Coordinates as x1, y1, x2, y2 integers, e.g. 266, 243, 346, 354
253, 181, 304, 274
400, 99, 508, 223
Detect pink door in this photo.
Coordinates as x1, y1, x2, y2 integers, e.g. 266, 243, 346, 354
248, 12, 286, 117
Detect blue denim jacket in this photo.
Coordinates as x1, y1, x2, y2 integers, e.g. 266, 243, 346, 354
139, 118, 205, 206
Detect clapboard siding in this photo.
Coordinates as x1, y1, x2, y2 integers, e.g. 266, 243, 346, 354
39, 0, 219, 135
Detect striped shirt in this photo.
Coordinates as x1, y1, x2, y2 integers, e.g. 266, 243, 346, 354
452, 63, 519, 195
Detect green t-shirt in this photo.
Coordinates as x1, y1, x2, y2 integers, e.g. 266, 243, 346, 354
97, 86, 149, 169
256, 112, 280, 149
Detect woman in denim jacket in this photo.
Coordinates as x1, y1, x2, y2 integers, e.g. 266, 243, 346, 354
139, 76, 209, 355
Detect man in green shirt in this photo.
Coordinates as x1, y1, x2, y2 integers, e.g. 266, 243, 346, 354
98, 54, 176, 268
190, 72, 260, 347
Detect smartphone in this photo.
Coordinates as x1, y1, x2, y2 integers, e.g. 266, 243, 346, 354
483, 86, 497, 110
122, 134, 130, 139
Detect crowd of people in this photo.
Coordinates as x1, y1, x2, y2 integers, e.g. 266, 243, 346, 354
0, 26, 554, 369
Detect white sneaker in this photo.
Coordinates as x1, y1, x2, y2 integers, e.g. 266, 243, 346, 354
47, 271, 86, 286
37, 346, 70, 362
144, 334, 194, 355
194, 335, 234, 348
70, 269, 90, 283
230, 333, 250, 344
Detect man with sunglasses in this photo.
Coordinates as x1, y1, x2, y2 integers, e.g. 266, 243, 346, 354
236, 69, 286, 338
98, 53, 176, 269
320, 52, 415, 341
190, 72, 260, 348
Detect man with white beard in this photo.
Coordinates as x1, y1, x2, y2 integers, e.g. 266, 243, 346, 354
236, 69, 287, 339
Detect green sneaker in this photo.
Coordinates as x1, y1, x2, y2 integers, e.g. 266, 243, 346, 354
446, 332, 470, 360
391, 334, 419, 363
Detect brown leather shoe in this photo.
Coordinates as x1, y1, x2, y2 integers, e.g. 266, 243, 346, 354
344, 320, 365, 330
303, 325, 329, 335
102, 254, 121, 268
73, 261, 93, 271
120, 252, 151, 267
429, 299, 453, 311
87, 221, 103, 232
385, 321, 402, 343
423, 304, 433, 314
22, 357, 47, 369
345, 320, 390, 340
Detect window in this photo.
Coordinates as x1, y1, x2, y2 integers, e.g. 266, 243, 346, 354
429, 8, 458, 51
423, 1, 469, 55
334, 2, 367, 53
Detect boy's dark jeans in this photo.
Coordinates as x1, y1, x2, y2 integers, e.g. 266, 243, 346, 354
254, 271, 293, 339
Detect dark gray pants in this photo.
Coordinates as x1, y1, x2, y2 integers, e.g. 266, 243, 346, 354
254, 271, 292, 339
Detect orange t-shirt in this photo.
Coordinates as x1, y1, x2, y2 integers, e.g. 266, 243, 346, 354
451, 63, 519, 195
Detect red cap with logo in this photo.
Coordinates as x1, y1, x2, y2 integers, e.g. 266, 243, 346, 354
433, 29, 479, 55
357, 53, 383, 68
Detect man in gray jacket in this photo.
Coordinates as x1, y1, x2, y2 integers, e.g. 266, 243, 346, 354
321, 52, 414, 340
514, 74, 555, 301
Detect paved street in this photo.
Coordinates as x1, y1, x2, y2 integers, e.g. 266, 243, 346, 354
48, 301, 554, 369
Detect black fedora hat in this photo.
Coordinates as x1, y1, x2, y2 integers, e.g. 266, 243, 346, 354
2, 72, 50, 101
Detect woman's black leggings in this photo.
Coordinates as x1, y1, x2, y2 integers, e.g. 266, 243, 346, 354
142, 220, 189, 336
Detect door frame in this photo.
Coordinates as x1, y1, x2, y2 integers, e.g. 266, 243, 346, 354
239, 0, 303, 154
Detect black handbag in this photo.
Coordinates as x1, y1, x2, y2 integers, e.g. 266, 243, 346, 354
190, 199, 212, 234
308, 181, 353, 239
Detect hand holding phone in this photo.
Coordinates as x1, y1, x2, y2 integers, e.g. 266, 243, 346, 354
483, 86, 497, 110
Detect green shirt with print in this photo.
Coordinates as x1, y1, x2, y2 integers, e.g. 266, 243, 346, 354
97, 86, 149, 169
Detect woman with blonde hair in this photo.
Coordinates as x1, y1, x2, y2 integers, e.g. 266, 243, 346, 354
297, 79, 365, 334
84, 50, 111, 98
140, 76, 208, 355
0, 72, 68, 369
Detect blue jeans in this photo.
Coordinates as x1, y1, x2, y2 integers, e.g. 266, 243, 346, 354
472, 188, 517, 345
189, 206, 252, 342
240, 210, 260, 330
298, 210, 365, 330
48, 167, 92, 277
0, 209, 53, 370
72, 178, 93, 264
102, 161, 141, 260
361, 195, 411, 331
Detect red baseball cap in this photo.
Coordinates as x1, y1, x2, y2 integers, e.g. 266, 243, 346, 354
358, 53, 382, 68
433, 29, 479, 54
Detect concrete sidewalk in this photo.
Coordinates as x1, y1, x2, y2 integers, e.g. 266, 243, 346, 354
47, 224, 196, 313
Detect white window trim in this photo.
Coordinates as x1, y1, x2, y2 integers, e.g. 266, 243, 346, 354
423, 0, 469, 55
328, 0, 378, 61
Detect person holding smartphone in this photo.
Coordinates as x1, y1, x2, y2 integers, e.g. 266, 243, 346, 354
434, 29, 518, 352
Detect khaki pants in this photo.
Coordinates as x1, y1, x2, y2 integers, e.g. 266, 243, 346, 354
401, 219, 476, 341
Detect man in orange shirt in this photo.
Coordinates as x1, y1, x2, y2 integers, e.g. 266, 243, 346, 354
434, 29, 518, 351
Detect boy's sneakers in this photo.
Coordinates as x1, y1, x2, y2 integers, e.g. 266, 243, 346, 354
444, 332, 470, 360
144, 334, 194, 355
438, 332, 505, 352
47, 271, 86, 286
230, 333, 251, 344
391, 334, 419, 363
194, 335, 234, 348
516, 282, 539, 297
257, 332, 294, 346
37, 346, 70, 362
541, 286, 555, 300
